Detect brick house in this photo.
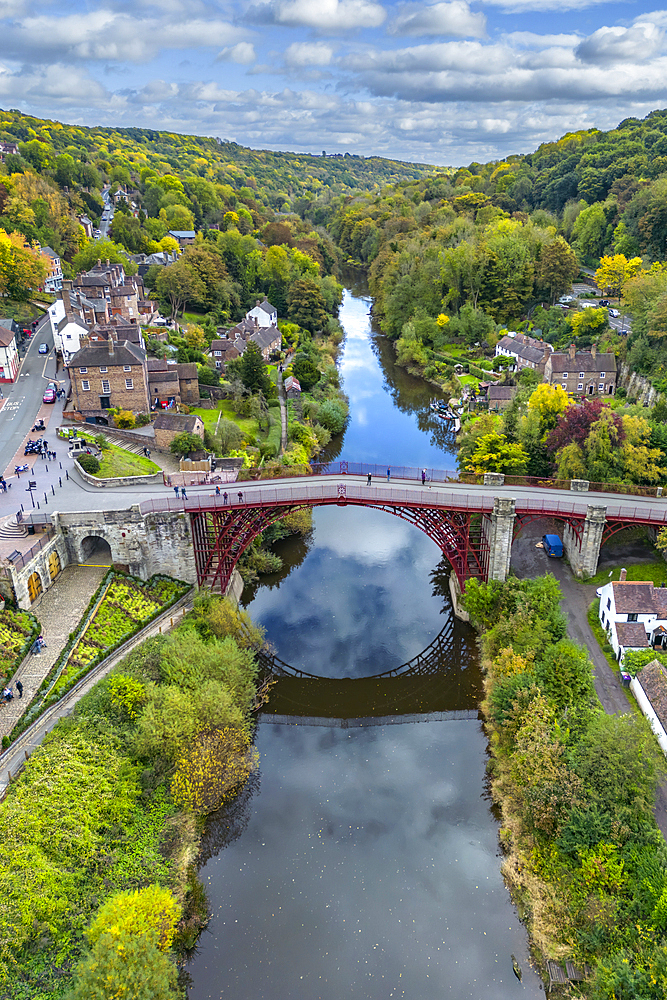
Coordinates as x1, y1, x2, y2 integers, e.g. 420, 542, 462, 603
147, 359, 200, 407
209, 337, 241, 370
68, 334, 150, 418
487, 385, 517, 412
0, 141, 19, 162
73, 260, 155, 324
168, 230, 196, 247
544, 343, 617, 397
153, 412, 204, 450
0, 318, 20, 383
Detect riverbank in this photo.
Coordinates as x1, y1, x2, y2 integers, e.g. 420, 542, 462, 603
0, 593, 263, 999
464, 573, 667, 997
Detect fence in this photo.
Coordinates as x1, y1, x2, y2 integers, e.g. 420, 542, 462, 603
5, 529, 55, 569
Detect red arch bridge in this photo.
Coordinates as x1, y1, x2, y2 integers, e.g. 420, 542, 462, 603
141, 468, 667, 594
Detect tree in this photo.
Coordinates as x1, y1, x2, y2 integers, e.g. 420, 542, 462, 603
170, 431, 203, 457
287, 277, 328, 332
238, 341, 271, 395
71, 238, 137, 275
538, 236, 579, 303
570, 306, 609, 339
156, 259, 205, 317
316, 398, 348, 435
527, 383, 570, 437
292, 357, 321, 391
68, 929, 179, 1000
534, 639, 595, 711
465, 432, 528, 475
595, 253, 643, 301
88, 886, 181, 951
171, 726, 259, 813
0, 229, 48, 300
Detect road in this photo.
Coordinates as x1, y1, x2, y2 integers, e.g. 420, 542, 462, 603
98, 187, 114, 239
0, 314, 64, 477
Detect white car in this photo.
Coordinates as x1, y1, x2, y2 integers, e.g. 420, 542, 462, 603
558, 295, 574, 303
609, 308, 620, 318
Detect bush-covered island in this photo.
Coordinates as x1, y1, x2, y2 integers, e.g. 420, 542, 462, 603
0, 592, 264, 1000
464, 573, 667, 997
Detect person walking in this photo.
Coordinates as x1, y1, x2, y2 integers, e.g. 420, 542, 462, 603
421, 469, 426, 485
173, 485, 179, 497
181, 487, 188, 500
223, 491, 228, 504
238, 491, 244, 503
386, 467, 391, 481
16, 679, 23, 699
367, 472, 372, 486
215, 485, 221, 495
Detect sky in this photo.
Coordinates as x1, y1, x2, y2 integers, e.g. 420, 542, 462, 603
1, 0, 667, 166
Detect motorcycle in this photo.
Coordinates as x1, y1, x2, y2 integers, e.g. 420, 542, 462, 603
14, 464, 29, 473
32, 419, 45, 432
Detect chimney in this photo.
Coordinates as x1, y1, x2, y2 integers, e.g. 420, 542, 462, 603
568, 343, 576, 360
619, 567, 627, 582
108, 330, 115, 356
591, 343, 597, 358
97, 258, 101, 267
62, 280, 73, 320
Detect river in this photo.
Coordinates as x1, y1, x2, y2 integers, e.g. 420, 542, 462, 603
186, 288, 544, 997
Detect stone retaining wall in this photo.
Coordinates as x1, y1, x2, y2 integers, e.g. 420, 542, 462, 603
74, 459, 163, 489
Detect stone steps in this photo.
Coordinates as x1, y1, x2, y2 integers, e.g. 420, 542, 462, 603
103, 434, 150, 457
0, 516, 28, 540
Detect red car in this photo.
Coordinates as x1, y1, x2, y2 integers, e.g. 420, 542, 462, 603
42, 387, 56, 403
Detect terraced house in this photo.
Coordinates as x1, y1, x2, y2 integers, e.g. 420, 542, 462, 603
67, 332, 150, 420
544, 343, 617, 397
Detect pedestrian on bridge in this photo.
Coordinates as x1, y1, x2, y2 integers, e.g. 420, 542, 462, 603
367, 473, 371, 486
387, 467, 390, 481
181, 487, 188, 500
223, 491, 228, 504
173, 485, 179, 497
421, 469, 426, 485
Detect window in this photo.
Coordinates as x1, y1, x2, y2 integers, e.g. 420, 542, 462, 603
578, 383, 583, 391
101, 380, 110, 394
123, 365, 132, 372
99, 366, 108, 373
579, 372, 585, 378
628, 613, 638, 622
599, 384, 604, 391
79, 367, 87, 374
600, 372, 605, 378
561, 384, 567, 391
125, 378, 134, 390
607, 598, 611, 610
562, 372, 568, 378
601, 614, 605, 626
81, 380, 90, 391
214, 351, 221, 357
66, 334, 71, 340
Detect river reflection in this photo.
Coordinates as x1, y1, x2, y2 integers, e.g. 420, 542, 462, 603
186, 286, 543, 998
189, 722, 543, 999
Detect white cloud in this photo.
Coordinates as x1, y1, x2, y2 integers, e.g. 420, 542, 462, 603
2, 10, 247, 62
576, 21, 664, 64
479, 0, 613, 9
251, 0, 386, 30
284, 41, 336, 66
218, 42, 257, 64
388, 1, 486, 38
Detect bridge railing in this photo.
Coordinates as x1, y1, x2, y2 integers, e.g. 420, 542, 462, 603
311, 462, 664, 499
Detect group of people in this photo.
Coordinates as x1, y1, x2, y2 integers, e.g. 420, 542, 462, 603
142, 447, 152, 458
1, 680, 22, 703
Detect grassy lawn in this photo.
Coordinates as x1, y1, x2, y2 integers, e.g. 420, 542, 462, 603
180, 309, 207, 326
587, 560, 667, 587
96, 448, 159, 478
459, 374, 481, 387
189, 400, 281, 457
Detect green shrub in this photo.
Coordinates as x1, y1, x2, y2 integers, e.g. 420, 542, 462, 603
79, 454, 100, 474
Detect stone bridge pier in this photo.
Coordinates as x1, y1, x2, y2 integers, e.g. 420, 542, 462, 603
562, 504, 607, 579
484, 497, 516, 582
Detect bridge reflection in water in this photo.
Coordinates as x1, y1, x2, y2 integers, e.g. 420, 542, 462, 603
256, 618, 483, 722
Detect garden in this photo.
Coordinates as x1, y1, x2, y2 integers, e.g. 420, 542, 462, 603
0, 608, 39, 681
5, 573, 190, 750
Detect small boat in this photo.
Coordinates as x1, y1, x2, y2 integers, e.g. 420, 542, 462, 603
511, 954, 522, 981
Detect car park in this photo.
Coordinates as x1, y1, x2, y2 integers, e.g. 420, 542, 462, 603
38, 343, 48, 354
42, 387, 56, 403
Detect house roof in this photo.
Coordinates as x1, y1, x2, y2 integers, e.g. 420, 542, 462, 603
548, 351, 617, 374
176, 362, 198, 379
250, 325, 281, 352
41, 246, 59, 260
615, 621, 650, 647
496, 336, 545, 365
284, 376, 301, 391
253, 298, 276, 315
168, 230, 195, 238
488, 385, 516, 401
0, 327, 16, 348
153, 413, 201, 433
149, 370, 178, 384
147, 358, 168, 372
637, 660, 667, 729
612, 581, 662, 614
69, 340, 146, 368
210, 338, 239, 353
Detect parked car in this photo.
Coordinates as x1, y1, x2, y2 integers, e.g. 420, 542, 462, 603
599, 299, 610, 307
38, 343, 48, 354
558, 295, 574, 303
42, 387, 56, 403
580, 301, 597, 309
609, 308, 620, 318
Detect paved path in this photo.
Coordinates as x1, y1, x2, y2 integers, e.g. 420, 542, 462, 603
276, 369, 287, 454
0, 562, 109, 737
